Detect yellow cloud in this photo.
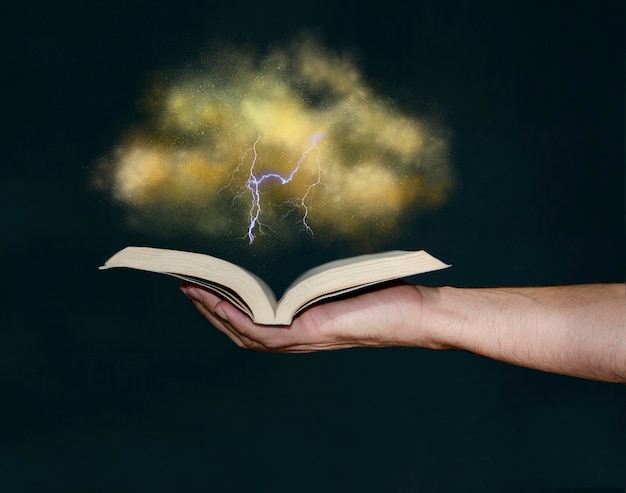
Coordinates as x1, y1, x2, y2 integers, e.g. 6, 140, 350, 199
95, 35, 453, 247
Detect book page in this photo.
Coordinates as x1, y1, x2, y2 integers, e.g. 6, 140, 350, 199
274, 250, 449, 324
100, 247, 278, 323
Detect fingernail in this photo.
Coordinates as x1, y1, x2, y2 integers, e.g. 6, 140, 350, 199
181, 286, 202, 302
215, 305, 229, 322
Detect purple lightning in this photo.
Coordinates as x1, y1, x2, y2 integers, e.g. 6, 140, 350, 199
220, 133, 324, 244
242, 133, 323, 244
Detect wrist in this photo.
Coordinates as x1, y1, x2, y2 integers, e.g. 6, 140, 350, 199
411, 285, 466, 350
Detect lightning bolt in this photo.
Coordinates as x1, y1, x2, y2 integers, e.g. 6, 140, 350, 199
224, 133, 323, 244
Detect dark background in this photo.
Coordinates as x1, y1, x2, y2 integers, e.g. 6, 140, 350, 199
3, 0, 625, 490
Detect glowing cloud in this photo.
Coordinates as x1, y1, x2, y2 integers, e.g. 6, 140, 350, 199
95, 35, 453, 247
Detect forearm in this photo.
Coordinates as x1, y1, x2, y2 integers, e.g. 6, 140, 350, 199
417, 284, 626, 383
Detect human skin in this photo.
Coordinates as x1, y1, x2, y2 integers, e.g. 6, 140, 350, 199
180, 282, 626, 383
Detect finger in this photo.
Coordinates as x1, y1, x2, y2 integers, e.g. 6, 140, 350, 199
181, 283, 223, 311
181, 284, 340, 351
213, 299, 304, 351
187, 297, 248, 347
181, 284, 283, 350
181, 285, 248, 346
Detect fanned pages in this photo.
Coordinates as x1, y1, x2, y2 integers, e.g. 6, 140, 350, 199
100, 247, 450, 325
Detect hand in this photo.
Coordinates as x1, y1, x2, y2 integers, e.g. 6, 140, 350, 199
180, 281, 439, 352
181, 281, 626, 383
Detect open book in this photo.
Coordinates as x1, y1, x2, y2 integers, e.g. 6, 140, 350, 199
100, 247, 450, 325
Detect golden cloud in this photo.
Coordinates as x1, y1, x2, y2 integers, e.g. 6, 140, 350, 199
95, 35, 453, 248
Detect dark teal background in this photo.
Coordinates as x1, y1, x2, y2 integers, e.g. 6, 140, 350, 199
3, 0, 625, 490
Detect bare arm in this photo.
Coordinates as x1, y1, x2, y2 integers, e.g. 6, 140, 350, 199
181, 282, 626, 383
418, 284, 626, 383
